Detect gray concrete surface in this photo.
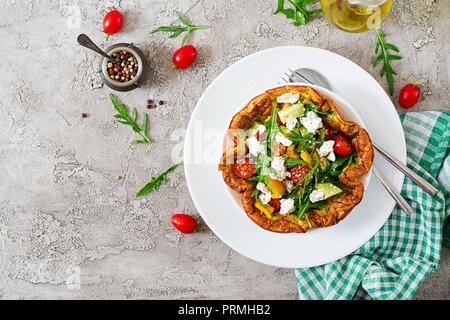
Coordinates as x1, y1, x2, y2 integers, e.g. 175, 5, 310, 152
0, 0, 448, 299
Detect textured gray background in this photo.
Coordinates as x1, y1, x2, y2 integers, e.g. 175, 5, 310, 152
0, 0, 449, 299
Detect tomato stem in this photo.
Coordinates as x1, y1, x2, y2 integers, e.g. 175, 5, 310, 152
106, 33, 110, 41
194, 227, 204, 233
413, 78, 418, 87
170, 65, 177, 72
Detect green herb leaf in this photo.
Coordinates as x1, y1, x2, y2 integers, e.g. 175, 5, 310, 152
373, 28, 402, 96
136, 160, 183, 197
274, 0, 322, 27
150, 10, 208, 47
110, 94, 152, 144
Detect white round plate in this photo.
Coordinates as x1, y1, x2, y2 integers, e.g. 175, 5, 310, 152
184, 46, 406, 268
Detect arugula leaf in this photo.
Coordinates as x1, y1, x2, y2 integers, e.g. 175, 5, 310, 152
285, 158, 311, 167
304, 101, 332, 116
374, 28, 402, 96
136, 160, 183, 197
110, 94, 151, 144
264, 106, 280, 154
150, 10, 208, 47
286, 129, 319, 145
274, 0, 322, 27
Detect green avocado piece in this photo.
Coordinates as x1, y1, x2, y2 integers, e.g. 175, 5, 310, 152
278, 103, 304, 124
316, 183, 343, 199
247, 121, 262, 137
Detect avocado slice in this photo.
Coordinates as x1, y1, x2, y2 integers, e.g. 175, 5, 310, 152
315, 183, 343, 199
247, 121, 262, 137
278, 103, 304, 124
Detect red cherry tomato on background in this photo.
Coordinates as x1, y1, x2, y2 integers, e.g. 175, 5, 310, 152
171, 214, 198, 234
290, 164, 313, 185
172, 45, 197, 69
233, 157, 256, 179
399, 80, 420, 109
268, 199, 281, 212
315, 123, 333, 141
334, 134, 354, 156
103, 10, 123, 40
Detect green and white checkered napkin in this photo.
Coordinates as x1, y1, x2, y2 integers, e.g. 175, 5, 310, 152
295, 111, 450, 300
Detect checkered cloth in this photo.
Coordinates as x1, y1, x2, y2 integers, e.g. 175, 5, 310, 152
295, 111, 450, 300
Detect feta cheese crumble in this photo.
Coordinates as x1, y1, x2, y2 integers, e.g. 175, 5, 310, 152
309, 189, 325, 203
275, 133, 293, 147
246, 136, 264, 157
284, 179, 294, 193
285, 117, 297, 131
276, 93, 299, 104
270, 156, 287, 181
300, 111, 323, 133
256, 182, 272, 204
318, 140, 336, 162
257, 125, 266, 136
279, 198, 295, 215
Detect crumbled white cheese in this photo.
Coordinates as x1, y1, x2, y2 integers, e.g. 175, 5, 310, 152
318, 140, 335, 162
279, 198, 295, 215
327, 151, 336, 162
275, 133, 293, 147
284, 179, 294, 193
257, 125, 266, 136
256, 182, 271, 204
300, 111, 323, 133
246, 136, 264, 156
309, 189, 325, 203
276, 93, 299, 104
285, 117, 297, 131
259, 192, 272, 205
270, 156, 287, 181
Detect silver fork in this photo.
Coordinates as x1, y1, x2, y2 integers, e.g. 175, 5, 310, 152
281, 68, 414, 214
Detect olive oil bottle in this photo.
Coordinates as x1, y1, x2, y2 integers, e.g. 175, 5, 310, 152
320, 0, 392, 33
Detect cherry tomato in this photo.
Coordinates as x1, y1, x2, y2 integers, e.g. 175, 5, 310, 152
290, 164, 313, 185
276, 113, 283, 125
315, 123, 333, 141
334, 134, 354, 156
171, 214, 198, 234
233, 157, 256, 179
268, 199, 281, 212
399, 80, 420, 109
173, 45, 197, 69
103, 10, 123, 40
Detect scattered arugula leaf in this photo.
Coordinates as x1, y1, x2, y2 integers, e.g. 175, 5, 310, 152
373, 28, 402, 96
110, 94, 151, 144
150, 10, 208, 47
274, 0, 322, 27
136, 160, 183, 197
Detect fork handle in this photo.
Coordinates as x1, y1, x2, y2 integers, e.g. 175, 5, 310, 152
373, 142, 438, 196
373, 166, 413, 214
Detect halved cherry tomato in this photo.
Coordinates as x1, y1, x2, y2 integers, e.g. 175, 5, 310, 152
290, 164, 313, 185
315, 123, 333, 141
256, 130, 265, 140
171, 214, 198, 234
268, 199, 281, 212
173, 45, 197, 69
399, 80, 420, 109
276, 113, 283, 125
103, 10, 123, 40
233, 157, 256, 179
334, 134, 354, 156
